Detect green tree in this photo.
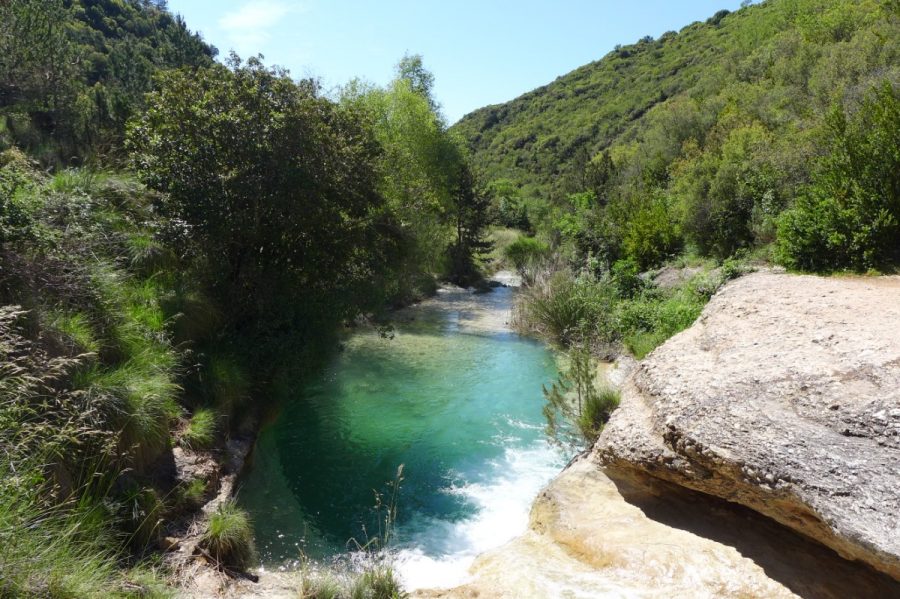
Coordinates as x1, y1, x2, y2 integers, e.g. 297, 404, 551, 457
487, 178, 529, 229
448, 164, 492, 285
778, 81, 900, 270
0, 0, 77, 116
340, 58, 466, 298
129, 56, 398, 333
397, 53, 438, 113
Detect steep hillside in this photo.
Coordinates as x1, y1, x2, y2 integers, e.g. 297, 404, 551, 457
453, 0, 899, 204
1, 0, 216, 163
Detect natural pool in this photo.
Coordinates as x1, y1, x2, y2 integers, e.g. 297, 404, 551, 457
237, 278, 567, 588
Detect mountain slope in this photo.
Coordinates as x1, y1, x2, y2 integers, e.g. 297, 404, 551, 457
452, 0, 899, 202
1, 0, 216, 163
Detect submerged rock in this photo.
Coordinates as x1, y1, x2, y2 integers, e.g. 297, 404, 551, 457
598, 271, 900, 581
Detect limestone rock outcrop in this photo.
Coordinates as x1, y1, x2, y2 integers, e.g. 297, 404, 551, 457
597, 271, 900, 580
415, 456, 900, 598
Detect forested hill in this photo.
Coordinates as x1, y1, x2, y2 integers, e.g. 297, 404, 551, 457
1, 0, 215, 163
452, 0, 899, 203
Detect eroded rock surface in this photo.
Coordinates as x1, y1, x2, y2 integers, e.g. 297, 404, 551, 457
598, 271, 900, 581
416, 457, 900, 598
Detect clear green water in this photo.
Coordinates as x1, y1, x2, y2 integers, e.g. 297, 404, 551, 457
238, 284, 565, 587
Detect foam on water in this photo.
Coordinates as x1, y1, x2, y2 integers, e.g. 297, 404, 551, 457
395, 442, 565, 590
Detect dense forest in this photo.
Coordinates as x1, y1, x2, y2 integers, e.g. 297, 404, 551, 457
455, 0, 899, 270
1, 0, 899, 596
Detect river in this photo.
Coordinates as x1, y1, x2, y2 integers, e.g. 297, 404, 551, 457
237, 273, 568, 589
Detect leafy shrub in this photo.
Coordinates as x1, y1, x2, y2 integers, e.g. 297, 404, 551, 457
617, 285, 707, 358
621, 196, 681, 269
543, 347, 619, 447
504, 235, 550, 271
609, 258, 645, 298
208, 353, 250, 415
777, 81, 900, 271
201, 501, 256, 570
0, 147, 39, 244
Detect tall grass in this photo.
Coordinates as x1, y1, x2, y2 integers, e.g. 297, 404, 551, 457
79, 357, 180, 471
0, 466, 171, 598
512, 267, 616, 347
50, 168, 108, 196
45, 310, 100, 353
513, 259, 728, 358
2, 164, 186, 595
299, 563, 405, 599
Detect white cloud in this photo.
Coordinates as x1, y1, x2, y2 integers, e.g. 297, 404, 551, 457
218, 1, 306, 56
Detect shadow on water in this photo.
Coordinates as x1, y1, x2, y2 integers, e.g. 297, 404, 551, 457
606, 468, 900, 599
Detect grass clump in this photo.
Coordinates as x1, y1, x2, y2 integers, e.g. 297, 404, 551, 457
179, 408, 218, 450
350, 565, 405, 599
125, 231, 176, 276
46, 309, 100, 354
50, 168, 106, 196
512, 268, 613, 347
80, 358, 180, 471
300, 569, 345, 599
201, 500, 256, 570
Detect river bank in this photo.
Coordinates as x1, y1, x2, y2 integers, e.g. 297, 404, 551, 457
179, 271, 568, 597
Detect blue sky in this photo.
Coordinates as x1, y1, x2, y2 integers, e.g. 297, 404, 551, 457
167, 1, 749, 124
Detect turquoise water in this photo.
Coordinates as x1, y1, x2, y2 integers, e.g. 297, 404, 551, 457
238, 283, 565, 587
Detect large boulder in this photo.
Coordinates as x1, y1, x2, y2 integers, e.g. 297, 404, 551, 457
414, 457, 900, 598
597, 271, 900, 580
